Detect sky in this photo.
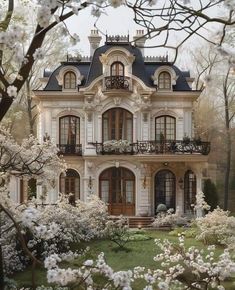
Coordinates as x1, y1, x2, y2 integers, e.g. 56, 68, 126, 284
64, 2, 223, 71
65, 5, 171, 57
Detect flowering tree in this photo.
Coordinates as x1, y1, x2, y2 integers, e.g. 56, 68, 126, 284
0, 0, 235, 121
0, 126, 66, 288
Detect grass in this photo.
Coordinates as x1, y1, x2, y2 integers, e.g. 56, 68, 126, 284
12, 230, 235, 289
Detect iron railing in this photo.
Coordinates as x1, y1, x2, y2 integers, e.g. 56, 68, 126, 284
57, 144, 82, 155
105, 76, 129, 90
91, 140, 210, 156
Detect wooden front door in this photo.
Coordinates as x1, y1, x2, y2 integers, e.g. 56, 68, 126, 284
100, 167, 135, 216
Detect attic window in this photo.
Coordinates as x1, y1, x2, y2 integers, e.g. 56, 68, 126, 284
64, 71, 76, 89
158, 72, 171, 89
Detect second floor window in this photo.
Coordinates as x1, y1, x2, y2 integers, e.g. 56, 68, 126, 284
158, 72, 171, 89
155, 115, 176, 141
111, 62, 124, 77
59, 116, 80, 146
103, 108, 133, 142
64, 71, 76, 89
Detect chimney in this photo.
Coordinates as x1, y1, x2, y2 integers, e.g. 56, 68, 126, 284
88, 30, 102, 57
133, 30, 147, 57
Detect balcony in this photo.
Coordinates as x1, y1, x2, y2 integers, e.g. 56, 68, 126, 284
57, 144, 82, 156
105, 76, 129, 90
92, 140, 210, 155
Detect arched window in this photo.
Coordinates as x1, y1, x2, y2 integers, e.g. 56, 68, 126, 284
111, 62, 124, 77
59, 116, 80, 154
184, 170, 196, 213
155, 115, 176, 141
102, 108, 133, 142
60, 169, 80, 203
99, 167, 135, 215
64, 71, 76, 89
155, 170, 176, 211
158, 72, 171, 89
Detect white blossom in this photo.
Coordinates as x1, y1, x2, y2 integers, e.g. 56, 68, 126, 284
6, 86, 18, 98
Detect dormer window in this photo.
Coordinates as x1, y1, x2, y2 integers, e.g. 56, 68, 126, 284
158, 72, 171, 89
64, 71, 76, 89
111, 61, 124, 76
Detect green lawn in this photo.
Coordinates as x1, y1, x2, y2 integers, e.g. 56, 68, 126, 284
12, 230, 235, 289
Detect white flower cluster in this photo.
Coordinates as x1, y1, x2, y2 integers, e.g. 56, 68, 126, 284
192, 191, 211, 213
196, 207, 235, 247
152, 207, 187, 228
1, 193, 108, 274
0, 127, 65, 181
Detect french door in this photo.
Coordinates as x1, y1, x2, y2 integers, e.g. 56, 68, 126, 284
99, 167, 135, 215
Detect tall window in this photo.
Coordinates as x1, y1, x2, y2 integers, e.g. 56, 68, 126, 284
59, 115, 80, 150
158, 72, 171, 89
64, 71, 76, 89
155, 115, 176, 141
60, 169, 80, 203
184, 170, 196, 213
103, 108, 133, 142
155, 170, 176, 210
111, 62, 124, 77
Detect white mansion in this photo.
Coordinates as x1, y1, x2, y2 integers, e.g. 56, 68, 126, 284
31, 30, 210, 216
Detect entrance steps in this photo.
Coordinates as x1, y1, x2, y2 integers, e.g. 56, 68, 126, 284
128, 217, 154, 228
109, 216, 154, 228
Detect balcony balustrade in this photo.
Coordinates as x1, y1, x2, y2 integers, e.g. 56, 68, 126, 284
57, 144, 82, 156
92, 140, 210, 156
105, 76, 129, 90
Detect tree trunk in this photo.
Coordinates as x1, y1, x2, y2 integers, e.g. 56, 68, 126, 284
26, 80, 35, 135
0, 211, 4, 289
224, 83, 231, 211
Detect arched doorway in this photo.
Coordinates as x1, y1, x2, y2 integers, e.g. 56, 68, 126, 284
184, 170, 196, 213
60, 169, 80, 204
99, 167, 135, 216
155, 170, 176, 212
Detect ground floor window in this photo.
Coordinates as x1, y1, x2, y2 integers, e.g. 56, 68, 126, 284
184, 170, 196, 213
155, 170, 176, 212
99, 167, 135, 216
60, 169, 80, 203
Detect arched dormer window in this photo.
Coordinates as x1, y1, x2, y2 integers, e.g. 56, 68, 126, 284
155, 115, 176, 141
64, 71, 76, 89
158, 72, 171, 89
111, 62, 124, 77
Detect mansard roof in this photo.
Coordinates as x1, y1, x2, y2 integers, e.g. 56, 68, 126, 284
43, 43, 192, 91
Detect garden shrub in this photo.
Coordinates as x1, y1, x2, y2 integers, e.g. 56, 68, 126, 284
196, 207, 235, 246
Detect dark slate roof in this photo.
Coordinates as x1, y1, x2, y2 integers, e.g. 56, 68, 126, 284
43, 43, 191, 91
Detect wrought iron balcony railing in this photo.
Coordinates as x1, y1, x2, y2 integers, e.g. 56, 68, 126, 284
57, 144, 82, 156
91, 140, 210, 156
105, 76, 129, 90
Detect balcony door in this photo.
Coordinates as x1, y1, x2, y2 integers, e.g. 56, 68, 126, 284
155, 115, 176, 141
102, 108, 133, 142
59, 115, 80, 154
99, 167, 135, 216
155, 170, 176, 211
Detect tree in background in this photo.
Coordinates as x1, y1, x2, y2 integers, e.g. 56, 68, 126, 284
189, 40, 235, 211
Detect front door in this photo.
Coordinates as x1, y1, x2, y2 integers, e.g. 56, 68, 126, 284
99, 167, 135, 216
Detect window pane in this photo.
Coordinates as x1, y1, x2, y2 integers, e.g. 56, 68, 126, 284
64, 72, 76, 89
101, 180, 109, 203
125, 180, 134, 203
